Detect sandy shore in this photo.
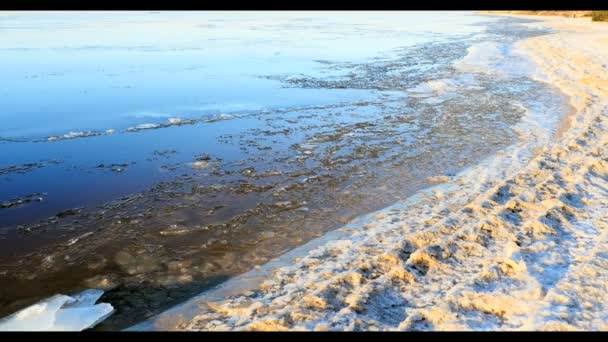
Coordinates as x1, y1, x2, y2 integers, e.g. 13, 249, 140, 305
143, 15, 608, 331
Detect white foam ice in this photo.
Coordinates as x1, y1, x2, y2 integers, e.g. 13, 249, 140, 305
454, 41, 504, 75
168, 117, 183, 125
206, 113, 236, 122
47, 131, 101, 141
407, 79, 455, 95
166, 117, 196, 126
406, 38, 540, 106
126, 123, 161, 132
453, 40, 534, 79
406, 74, 484, 105
0, 289, 114, 331
189, 160, 210, 170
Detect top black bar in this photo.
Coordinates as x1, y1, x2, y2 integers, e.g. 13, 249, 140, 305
2, 0, 607, 11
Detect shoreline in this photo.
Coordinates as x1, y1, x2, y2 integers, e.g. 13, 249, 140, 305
136, 14, 608, 331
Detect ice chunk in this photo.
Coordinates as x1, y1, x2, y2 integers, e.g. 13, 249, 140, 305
0, 289, 114, 331
0, 295, 72, 331
126, 123, 161, 132
189, 160, 209, 170
51, 304, 114, 331
167, 117, 195, 126
63, 289, 104, 308
167, 117, 183, 125
46, 131, 102, 142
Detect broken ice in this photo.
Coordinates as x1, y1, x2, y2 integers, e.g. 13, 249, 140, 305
0, 289, 114, 331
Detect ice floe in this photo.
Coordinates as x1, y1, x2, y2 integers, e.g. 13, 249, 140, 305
0, 289, 114, 331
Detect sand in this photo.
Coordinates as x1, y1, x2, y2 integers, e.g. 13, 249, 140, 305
148, 15, 608, 331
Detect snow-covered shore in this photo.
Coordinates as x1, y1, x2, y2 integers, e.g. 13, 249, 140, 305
136, 15, 608, 331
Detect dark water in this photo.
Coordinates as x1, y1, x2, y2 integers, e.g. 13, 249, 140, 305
0, 12, 567, 330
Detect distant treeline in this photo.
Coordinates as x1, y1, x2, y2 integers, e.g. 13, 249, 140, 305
592, 11, 608, 21
536, 11, 608, 21
489, 11, 608, 21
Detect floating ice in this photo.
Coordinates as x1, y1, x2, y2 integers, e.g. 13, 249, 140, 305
126, 123, 161, 132
407, 75, 484, 98
167, 117, 183, 125
0, 289, 114, 331
46, 131, 103, 142
189, 160, 210, 170
206, 113, 235, 122
407, 79, 454, 95
167, 117, 196, 126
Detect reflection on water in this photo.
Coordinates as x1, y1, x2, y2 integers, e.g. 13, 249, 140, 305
0, 12, 566, 330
